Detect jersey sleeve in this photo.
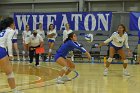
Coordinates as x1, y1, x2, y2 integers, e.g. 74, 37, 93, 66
7, 31, 14, 56
71, 41, 86, 53
124, 34, 129, 48
104, 33, 114, 44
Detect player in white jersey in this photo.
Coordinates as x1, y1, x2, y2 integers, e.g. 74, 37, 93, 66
37, 23, 45, 39
22, 24, 31, 61
28, 30, 44, 67
98, 24, 132, 76
0, 17, 23, 93
36, 23, 45, 61
12, 28, 20, 61
63, 23, 74, 61
46, 24, 57, 62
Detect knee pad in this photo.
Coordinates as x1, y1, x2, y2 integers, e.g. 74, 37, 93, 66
49, 49, 52, 53
7, 72, 14, 79
124, 59, 128, 63
107, 57, 113, 63
62, 66, 69, 72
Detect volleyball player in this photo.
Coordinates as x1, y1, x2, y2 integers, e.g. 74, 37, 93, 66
22, 24, 31, 61
55, 32, 91, 84
37, 23, 45, 60
0, 17, 23, 93
63, 23, 74, 61
12, 27, 20, 61
98, 24, 131, 76
46, 24, 57, 62
28, 30, 44, 67
137, 31, 140, 64
37, 23, 45, 39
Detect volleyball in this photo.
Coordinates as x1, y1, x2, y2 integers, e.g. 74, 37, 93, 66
84, 33, 93, 42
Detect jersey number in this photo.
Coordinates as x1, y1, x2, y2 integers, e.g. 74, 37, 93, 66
0, 31, 6, 37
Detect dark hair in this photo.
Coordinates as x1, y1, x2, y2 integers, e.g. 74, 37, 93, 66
0, 17, 14, 31
49, 24, 54, 31
64, 32, 75, 43
117, 24, 126, 33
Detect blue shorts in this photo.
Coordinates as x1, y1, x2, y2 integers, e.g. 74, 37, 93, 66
48, 39, 55, 43
0, 47, 7, 59
54, 54, 66, 62
12, 39, 17, 43
109, 43, 123, 51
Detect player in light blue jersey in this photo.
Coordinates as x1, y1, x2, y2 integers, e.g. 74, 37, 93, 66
55, 32, 91, 84
0, 17, 23, 93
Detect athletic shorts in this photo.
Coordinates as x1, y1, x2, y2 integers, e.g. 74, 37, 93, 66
109, 42, 123, 51
0, 47, 7, 59
48, 39, 55, 43
54, 54, 66, 62
12, 39, 17, 43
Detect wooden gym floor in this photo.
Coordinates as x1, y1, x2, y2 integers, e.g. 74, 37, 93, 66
0, 61, 140, 93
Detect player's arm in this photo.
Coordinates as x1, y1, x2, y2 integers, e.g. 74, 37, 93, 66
98, 34, 114, 48
71, 42, 91, 60
124, 34, 131, 52
7, 31, 15, 57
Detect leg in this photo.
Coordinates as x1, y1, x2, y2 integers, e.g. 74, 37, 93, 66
48, 42, 54, 58
56, 57, 69, 84
35, 53, 39, 66
65, 58, 75, 75
13, 43, 20, 60
117, 48, 130, 76
0, 56, 16, 89
117, 49, 127, 68
56, 57, 68, 77
106, 47, 116, 68
29, 48, 34, 63
104, 47, 115, 76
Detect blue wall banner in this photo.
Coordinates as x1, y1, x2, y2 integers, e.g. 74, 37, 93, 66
130, 12, 140, 31
14, 12, 112, 31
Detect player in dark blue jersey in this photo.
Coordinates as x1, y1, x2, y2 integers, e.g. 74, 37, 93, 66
55, 32, 91, 84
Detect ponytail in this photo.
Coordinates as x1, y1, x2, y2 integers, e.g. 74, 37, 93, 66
0, 17, 14, 31
64, 32, 75, 43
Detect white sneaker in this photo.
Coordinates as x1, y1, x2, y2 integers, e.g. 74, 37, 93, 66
56, 77, 65, 84
123, 69, 130, 76
104, 68, 108, 76
62, 75, 71, 81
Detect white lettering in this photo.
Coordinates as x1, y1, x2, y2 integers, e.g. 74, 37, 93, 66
97, 14, 109, 31
32, 15, 44, 30
84, 14, 96, 31
71, 14, 82, 30
16, 15, 30, 30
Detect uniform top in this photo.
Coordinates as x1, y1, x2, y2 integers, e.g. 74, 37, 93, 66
36, 29, 45, 39
138, 31, 140, 44
47, 29, 57, 41
0, 27, 15, 56
63, 29, 73, 42
56, 40, 86, 58
12, 29, 18, 39
104, 32, 129, 48
22, 30, 31, 41
29, 34, 43, 47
